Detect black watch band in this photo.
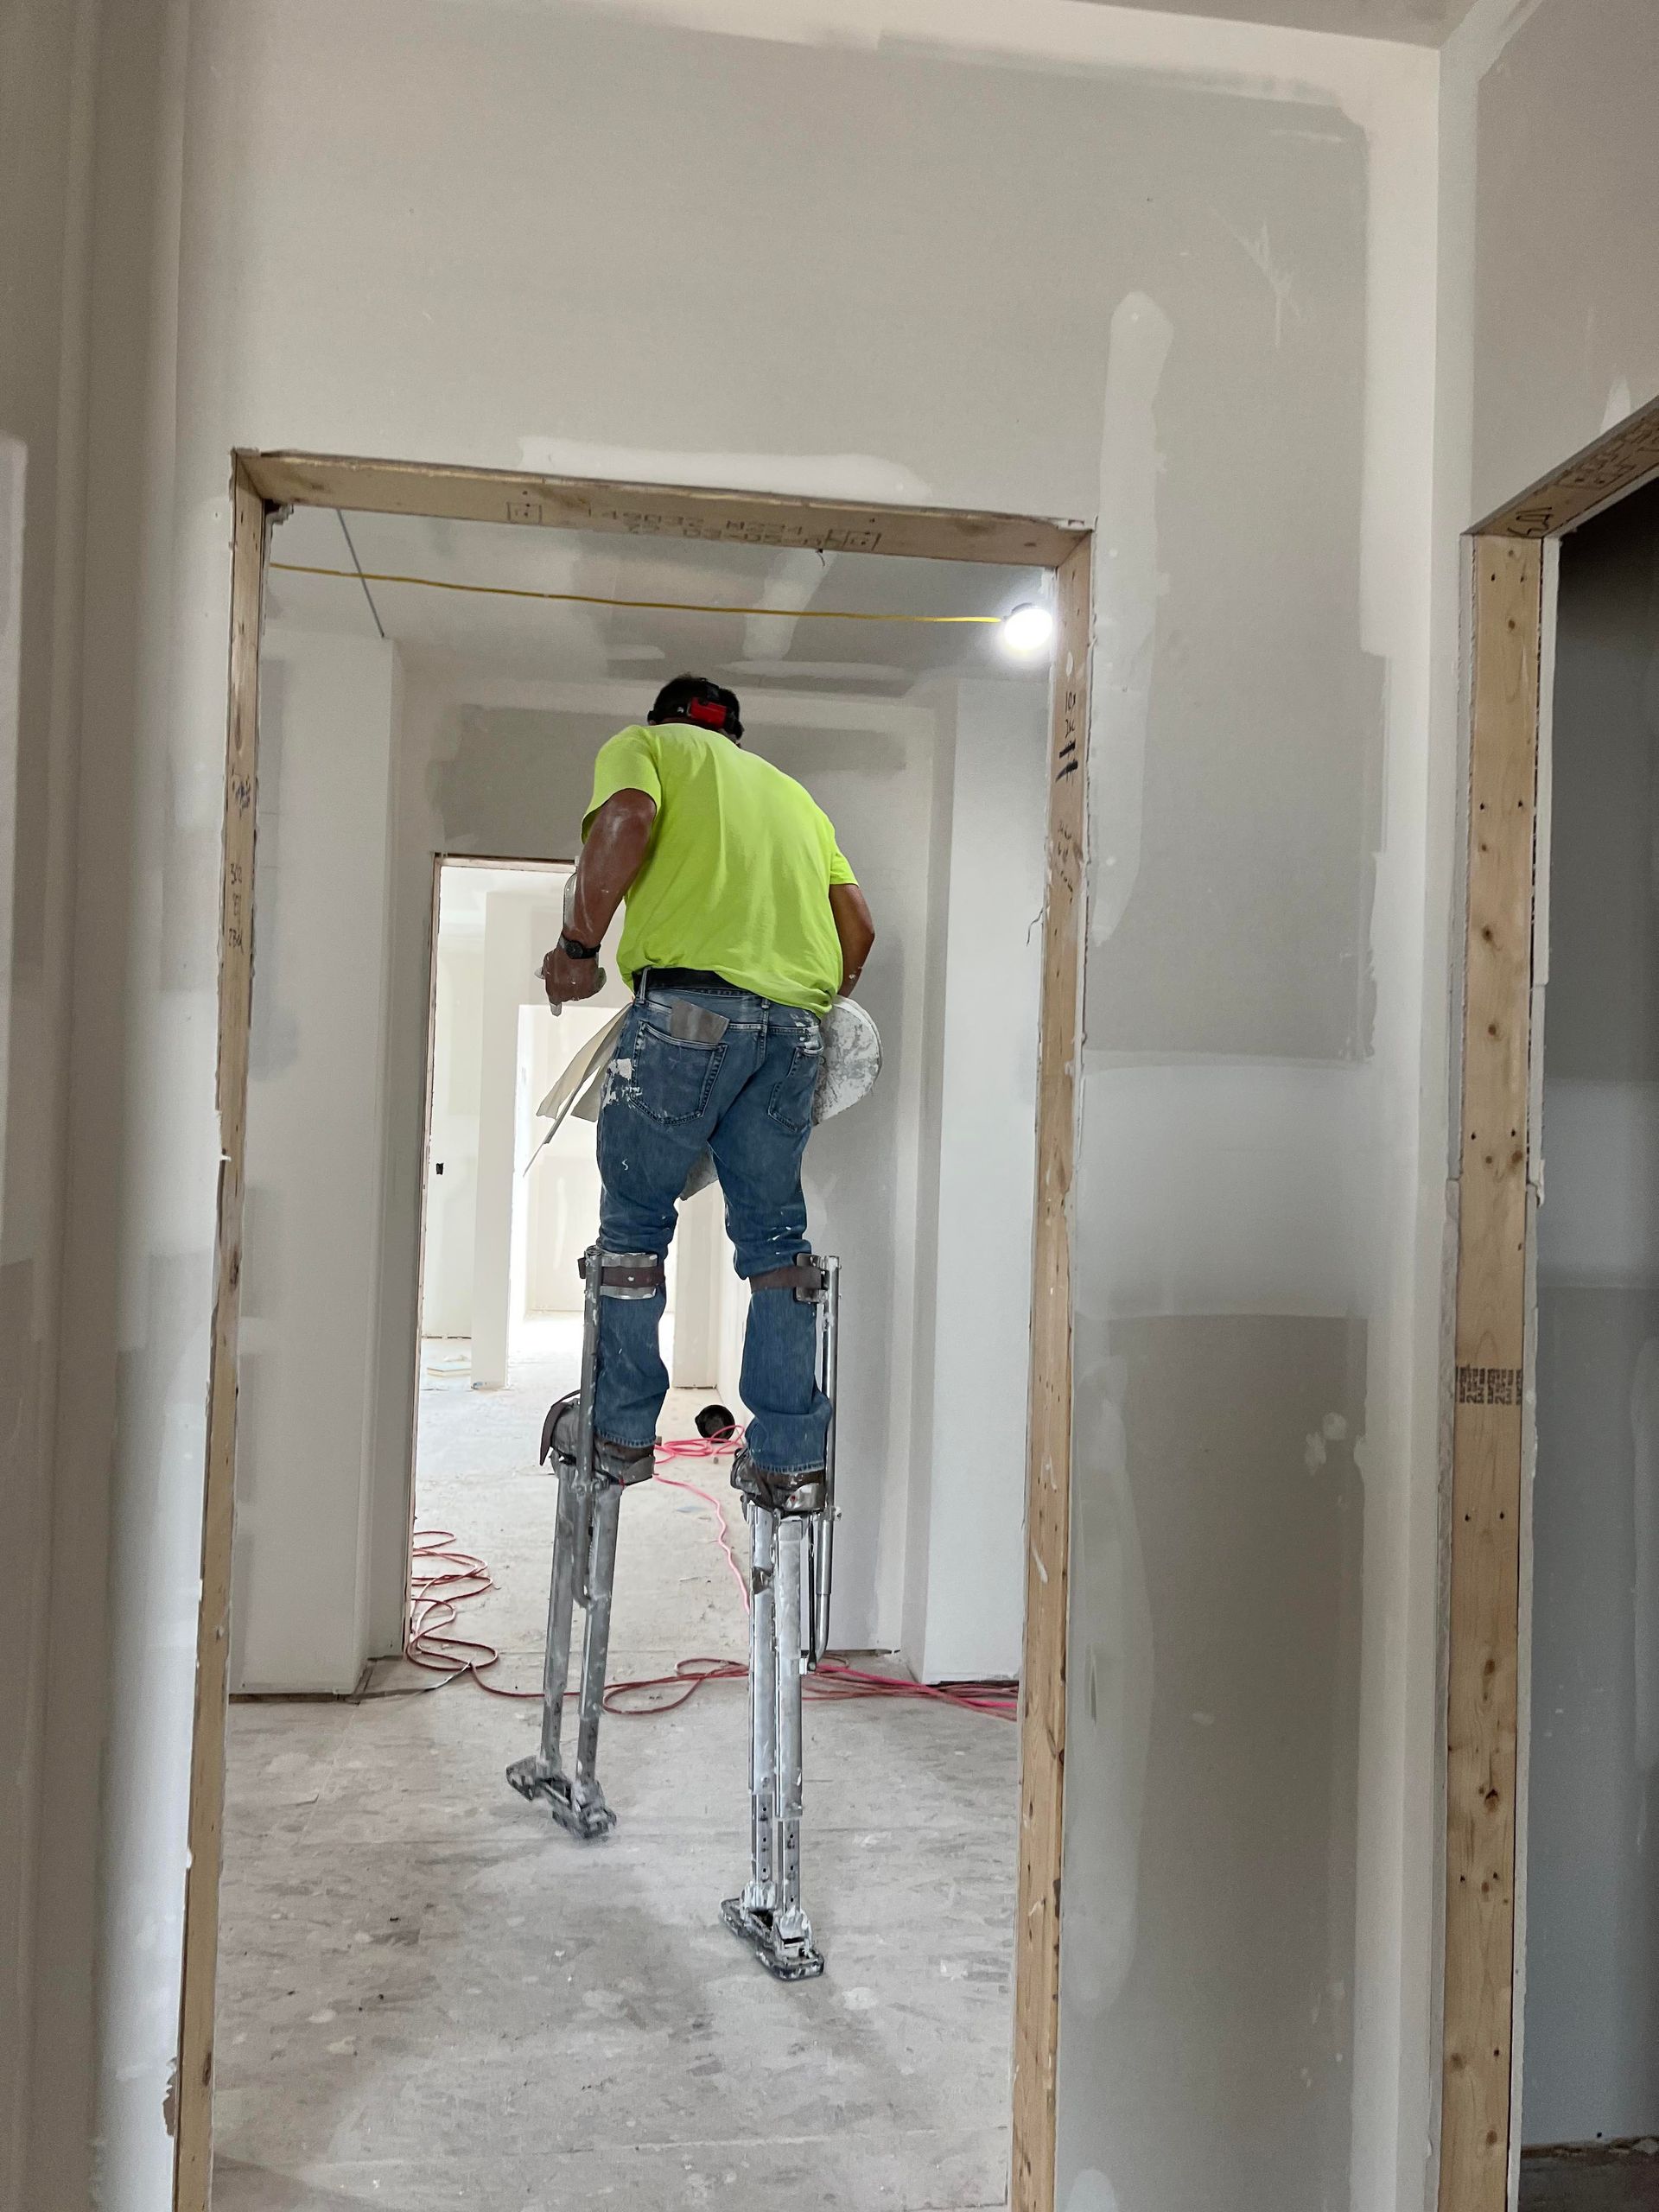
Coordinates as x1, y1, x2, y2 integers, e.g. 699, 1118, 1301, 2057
558, 930, 602, 963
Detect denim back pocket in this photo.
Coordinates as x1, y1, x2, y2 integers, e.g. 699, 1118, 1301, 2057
766, 1024, 823, 1134
630, 1014, 726, 1126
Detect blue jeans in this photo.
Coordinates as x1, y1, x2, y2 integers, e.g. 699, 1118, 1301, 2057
593, 982, 830, 1477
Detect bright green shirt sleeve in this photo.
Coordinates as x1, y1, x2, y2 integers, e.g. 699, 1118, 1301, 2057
828, 836, 857, 887
582, 725, 662, 838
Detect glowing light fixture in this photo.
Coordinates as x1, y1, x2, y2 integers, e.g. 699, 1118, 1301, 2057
999, 601, 1055, 657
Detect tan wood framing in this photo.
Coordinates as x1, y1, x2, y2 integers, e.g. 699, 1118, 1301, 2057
177, 449, 1093, 2212
1440, 390, 1659, 2212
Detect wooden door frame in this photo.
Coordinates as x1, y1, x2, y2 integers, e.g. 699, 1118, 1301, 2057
1439, 393, 1659, 2212
176, 449, 1093, 2211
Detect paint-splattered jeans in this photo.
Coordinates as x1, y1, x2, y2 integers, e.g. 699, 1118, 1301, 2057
594, 981, 830, 1476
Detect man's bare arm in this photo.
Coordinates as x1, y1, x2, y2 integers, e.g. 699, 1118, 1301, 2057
542, 789, 658, 1004
829, 882, 876, 998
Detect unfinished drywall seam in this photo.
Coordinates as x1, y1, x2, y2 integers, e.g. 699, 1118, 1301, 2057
1085, 293, 1170, 953
1351, 52, 1446, 2212
1440, 0, 1548, 83
518, 435, 933, 508
569, 0, 1436, 120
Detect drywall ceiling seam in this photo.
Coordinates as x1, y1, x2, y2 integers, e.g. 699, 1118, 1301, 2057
389, 666, 939, 739
516, 0, 1435, 112
740, 546, 837, 662
517, 437, 935, 508
1438, 0, 1547, 79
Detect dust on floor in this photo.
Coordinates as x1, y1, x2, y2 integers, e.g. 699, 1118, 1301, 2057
213, 1318, 1018, 2210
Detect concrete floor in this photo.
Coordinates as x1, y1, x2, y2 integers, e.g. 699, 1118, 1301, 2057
214, 1318, 1018, 2210
1521, 2145, 1659, 2209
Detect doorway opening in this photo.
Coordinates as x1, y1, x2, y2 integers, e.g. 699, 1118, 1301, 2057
1437, 397, 1659, 2212
189, 458, 1091, 2212
1516, 474, 1659, 2209
407, 854, 739, 1696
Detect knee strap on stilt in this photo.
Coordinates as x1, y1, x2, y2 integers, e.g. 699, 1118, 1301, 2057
747, 1255, 827, 1303
580, 1249, 665, 1300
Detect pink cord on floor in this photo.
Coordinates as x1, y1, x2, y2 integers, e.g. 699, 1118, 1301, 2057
404, 1426, 1016, 1719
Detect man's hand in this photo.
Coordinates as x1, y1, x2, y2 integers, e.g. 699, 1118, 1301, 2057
541, 944, 604, 1007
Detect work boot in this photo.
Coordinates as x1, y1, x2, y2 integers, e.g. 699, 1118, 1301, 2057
731, 1444, 825, 1516
540, 1392, 655, 1486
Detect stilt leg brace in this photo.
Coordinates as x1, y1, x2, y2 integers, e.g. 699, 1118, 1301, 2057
506, 1246, 661, 1840
721, 1255, 840, 1980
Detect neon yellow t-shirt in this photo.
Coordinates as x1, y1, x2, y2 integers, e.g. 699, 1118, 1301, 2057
582, 721, 857, 1016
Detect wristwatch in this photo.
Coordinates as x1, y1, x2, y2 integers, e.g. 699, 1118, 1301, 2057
557, 930, 602, 963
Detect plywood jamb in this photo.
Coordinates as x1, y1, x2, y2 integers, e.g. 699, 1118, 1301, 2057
1010, 537, 1090, 2212
1439, 532, 1541, 2212
1475, 392, 1659, 540
238, 448, 1088, 570
174, 461, 269, 2211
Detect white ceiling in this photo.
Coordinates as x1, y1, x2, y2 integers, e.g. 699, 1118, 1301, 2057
264, 505, 1043, 697
436, 861, 569, 940
1077, 0, 1474, 40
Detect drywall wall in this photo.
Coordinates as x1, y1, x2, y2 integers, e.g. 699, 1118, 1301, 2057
1055, 104, 1427, 2212
1523, 478, 1659, 2146
422, 931, 483, 1338
232, 626, 398, 1693
469, 884, 564, 1387
1465, 0, 1659, 524
35, 3, 1448, 2206
0, 3, 99, 2202
905, 676, 1047, 1683
525, 995, 605, 1322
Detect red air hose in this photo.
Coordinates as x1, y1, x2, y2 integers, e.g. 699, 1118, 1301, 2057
404, 1431, 1017, 1719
